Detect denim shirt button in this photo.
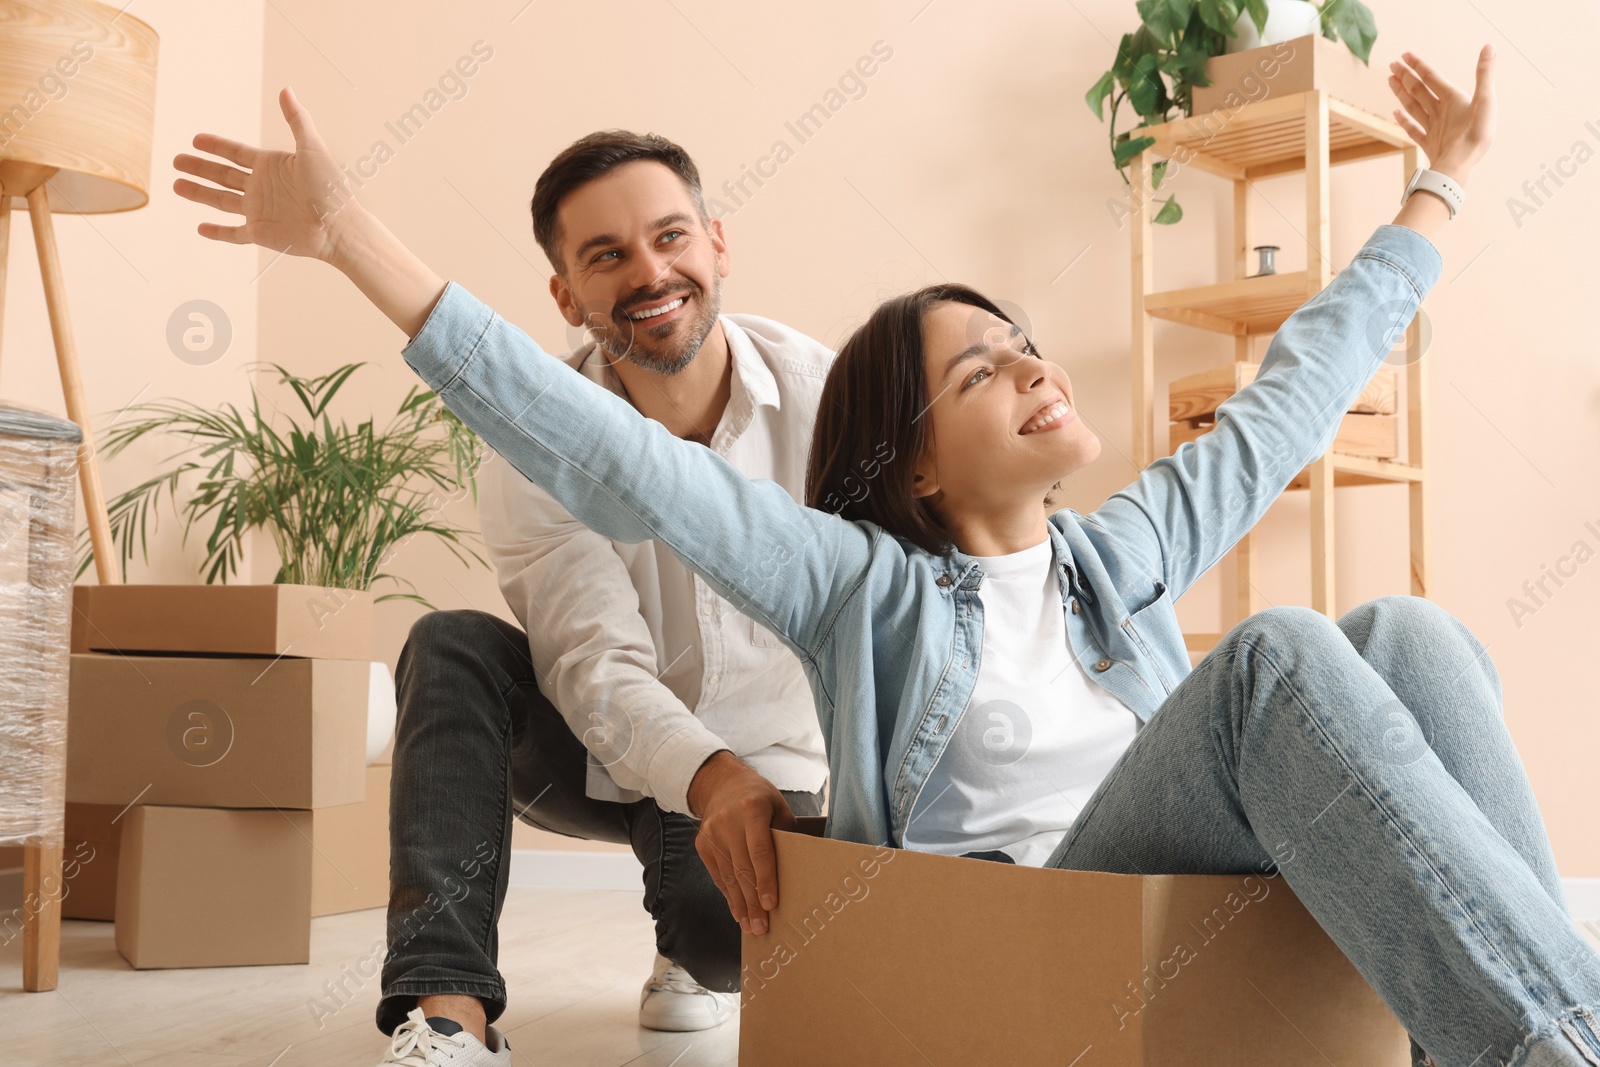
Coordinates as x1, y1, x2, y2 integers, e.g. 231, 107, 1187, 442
1094, 657, 1112, 671
936, 574, 952, 587
1069, 597, 1080, 615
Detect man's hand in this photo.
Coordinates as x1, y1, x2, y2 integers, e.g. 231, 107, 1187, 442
688, 750, 796, 936
1388, 45, 1496, 186
173, 87, 357, 262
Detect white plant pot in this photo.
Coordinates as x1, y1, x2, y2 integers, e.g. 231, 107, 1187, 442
1226, 0, 1322, 54
367, 659, 398, 763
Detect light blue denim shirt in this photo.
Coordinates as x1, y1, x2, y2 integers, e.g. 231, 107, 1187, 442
399, 223, 1441, 850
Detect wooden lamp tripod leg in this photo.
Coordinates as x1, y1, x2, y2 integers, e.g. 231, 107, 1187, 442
25, 183, 121, 587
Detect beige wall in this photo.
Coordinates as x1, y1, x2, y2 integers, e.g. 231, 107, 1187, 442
5, 0, 265, 580
30, 2, 1600, 870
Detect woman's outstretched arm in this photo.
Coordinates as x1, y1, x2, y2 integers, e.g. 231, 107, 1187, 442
1086, 47, 1496, 600
173, 87, 874, 659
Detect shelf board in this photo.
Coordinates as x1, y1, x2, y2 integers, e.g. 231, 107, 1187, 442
1163, 436, 1424, 489
1145, 270, 1316, 336
1133, 92, 1410, 181
1286, 453, 1424, 489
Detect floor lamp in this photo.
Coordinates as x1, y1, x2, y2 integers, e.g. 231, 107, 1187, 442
0, 0, 159, 991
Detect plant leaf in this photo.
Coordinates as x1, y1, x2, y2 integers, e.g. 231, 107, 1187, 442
1136, 0, 1194, 46
1151, 159, 1169, 189
1086, 69, 1116, 120
1114, 134, 1157, 167
1321, 0, 1376, 64
1197, 0, 1239, 37
1126, 53, 1165, 117
1244, 0, 1269, 35
1154, 196, 1184, 224
1173, 33, 1214, 87
1111, 32, 1138, 86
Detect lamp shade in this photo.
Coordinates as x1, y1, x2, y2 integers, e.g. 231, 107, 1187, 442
0, 0, 157, 214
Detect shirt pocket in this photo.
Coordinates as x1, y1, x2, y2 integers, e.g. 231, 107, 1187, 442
1121, 579, 1179, 691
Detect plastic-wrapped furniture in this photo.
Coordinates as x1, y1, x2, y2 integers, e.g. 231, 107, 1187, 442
0, 403, 80, 991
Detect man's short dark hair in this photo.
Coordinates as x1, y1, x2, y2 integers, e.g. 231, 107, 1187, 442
529, 130, 709, 274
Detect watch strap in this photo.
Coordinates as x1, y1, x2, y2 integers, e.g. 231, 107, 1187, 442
1402, 167, 1465, 219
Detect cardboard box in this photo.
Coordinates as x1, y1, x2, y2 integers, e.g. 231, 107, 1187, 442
311, 763, 391, 916
67, 653, 368, 809
740, 818, 1408, 1066
70, 582, 372, 660
1192, 34, 1394, 121
60, 801, 125, 921
115, 804, 312, 968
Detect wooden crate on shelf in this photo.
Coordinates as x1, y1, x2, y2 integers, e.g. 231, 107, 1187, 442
1168, 361, 1399, 460
1171, 412, 1398, 459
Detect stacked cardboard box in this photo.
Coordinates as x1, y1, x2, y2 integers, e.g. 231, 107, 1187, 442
65, 584, 392, 969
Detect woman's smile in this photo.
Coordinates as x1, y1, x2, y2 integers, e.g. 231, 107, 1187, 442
1018, 398, 1074, 435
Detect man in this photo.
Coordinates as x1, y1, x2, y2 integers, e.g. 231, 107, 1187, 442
175, 114, 831, 1063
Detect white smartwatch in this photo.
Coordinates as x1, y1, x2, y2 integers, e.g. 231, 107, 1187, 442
1401, 167, 1465, 219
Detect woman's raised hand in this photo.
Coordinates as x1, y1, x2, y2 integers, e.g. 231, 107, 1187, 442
173, 87, 357, 263
1387, 45, 1496, 185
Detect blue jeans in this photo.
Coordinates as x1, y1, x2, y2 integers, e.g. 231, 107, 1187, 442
1045, 596, 1600, 1067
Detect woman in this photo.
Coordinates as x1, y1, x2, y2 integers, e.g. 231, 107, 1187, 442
176, 43, 1600, 1066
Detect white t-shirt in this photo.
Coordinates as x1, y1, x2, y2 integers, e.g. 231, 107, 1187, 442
900, 537, 1140, 867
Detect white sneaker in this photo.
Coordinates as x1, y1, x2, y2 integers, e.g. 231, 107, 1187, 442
381, 1008, 512, 1065
638, 952, 739, 1031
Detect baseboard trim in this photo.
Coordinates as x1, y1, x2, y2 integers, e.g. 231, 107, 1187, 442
3, 861, 1596, 917
507, 849, 643, 891
1565, 878, 1600, 921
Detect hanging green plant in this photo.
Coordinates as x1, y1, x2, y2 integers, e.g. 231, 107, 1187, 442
1085, 0, 1378, 225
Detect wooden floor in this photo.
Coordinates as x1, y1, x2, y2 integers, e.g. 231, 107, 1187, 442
0, 887, 738, 1067
4, 884, 1598, 1067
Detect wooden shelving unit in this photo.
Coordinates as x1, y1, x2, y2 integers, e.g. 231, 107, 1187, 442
1129, 90, 1430, 657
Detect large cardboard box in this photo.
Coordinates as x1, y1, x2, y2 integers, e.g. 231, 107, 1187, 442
1191, 33, 1393, 120
60, 801, 125, 921
70, 582, 372, 660
311, 763, 391, 916
115, 805, 312, 968
67, 653, 368, 809
740, 819, 1408, 1066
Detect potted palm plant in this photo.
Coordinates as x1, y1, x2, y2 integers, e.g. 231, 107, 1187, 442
1085, 0, 1378, 224
75, 361, 487, 761
77, 360, 486, 599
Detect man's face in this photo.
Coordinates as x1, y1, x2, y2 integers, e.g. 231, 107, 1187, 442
549, 161, 730, 375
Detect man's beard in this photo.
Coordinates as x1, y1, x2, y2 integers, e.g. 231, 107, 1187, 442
588, 271, 723, 376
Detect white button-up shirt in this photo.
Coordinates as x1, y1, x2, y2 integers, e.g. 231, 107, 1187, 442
475, 314, 833, 816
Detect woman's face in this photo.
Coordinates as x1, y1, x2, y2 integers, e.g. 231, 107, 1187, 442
912, 300, 1101, 517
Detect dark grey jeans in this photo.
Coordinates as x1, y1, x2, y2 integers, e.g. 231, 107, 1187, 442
375, 608, 823, 1036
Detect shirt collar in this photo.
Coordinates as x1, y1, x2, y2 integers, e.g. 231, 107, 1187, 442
721, 315, 782, 415
573, 315, 782, 421
934, 522, 1082, 596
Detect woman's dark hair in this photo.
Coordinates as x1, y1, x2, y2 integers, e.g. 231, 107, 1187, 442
529, 130, 708, 273
806, 283, 1058, 557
